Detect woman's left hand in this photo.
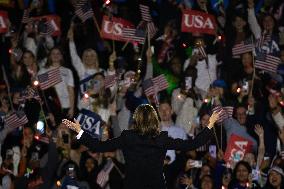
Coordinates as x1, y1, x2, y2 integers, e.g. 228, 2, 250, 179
208, 111, 220, 129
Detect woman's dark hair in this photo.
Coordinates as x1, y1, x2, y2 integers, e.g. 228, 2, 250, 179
233, 161, 252, 180
45, 47, 65, 68
264, 170, 284, 189
133, 104, 160, 137
228, 161, 252, 188
261, 13, 279, 35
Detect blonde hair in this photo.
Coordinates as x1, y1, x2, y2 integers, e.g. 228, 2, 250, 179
82, 49, 99, 67
133, 104, 160, 137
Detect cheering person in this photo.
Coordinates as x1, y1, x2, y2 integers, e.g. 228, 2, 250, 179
62, 104, 219, 189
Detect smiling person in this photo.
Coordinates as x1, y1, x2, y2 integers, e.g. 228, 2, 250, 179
264, 166, 284, 189
62, 104, 219, 189
39, 47, 75, 120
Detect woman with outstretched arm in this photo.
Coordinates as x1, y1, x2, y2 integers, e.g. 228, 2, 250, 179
62, 104, 219, 189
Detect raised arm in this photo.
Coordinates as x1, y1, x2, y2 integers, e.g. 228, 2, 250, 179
254, 124, 265, 169
62, 119, 123, 152
165, 111, 219, 151
247, 0, 261, 39
67, 23, 85, 78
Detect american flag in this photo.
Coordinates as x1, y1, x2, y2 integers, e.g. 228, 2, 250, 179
138, 4, 157, 39
212, 105, 234, 123
122, 27, 145, 44
19, 87, 41, 102
143, 74, 168, 97
75, 0, 94, 22
255, 52, 281, 73
256, 32, 271, 49
232, 38, 254, 57
139, 4, 152, 22
37, 68, 62, 90
39, 21, 55, 36
147, 21, 158, 39
5, 111, 28, 129
21, 9, 30, 24
198, 46, 207, 59
96, 158, 114, 187
104, 74, 117, 89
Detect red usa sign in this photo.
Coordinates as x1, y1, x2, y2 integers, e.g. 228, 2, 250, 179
181, 9, 217, 35
224, 134, 253, 163
0, 11, 9, 33
32, 15, 61, 36
101, 15, 134, 42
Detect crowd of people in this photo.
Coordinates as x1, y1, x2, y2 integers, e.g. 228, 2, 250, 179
0, 0, 284, 188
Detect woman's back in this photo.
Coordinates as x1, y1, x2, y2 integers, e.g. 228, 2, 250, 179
78, 128, 213, 189
121, 130, 168, 188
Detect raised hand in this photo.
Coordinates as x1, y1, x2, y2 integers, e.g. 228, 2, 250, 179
254, 124, 264, 138
208, 111, 220, 129
62, 119, 81, 133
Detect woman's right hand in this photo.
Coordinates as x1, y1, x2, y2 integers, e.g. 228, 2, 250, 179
62, 119, 82, 133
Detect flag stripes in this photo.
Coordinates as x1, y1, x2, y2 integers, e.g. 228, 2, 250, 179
37, 68, 62, 90
255, 53, 281, 73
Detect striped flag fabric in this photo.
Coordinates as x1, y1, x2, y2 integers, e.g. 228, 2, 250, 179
5, 111, 28, 129
139, 4, 152, 22
37, 68, 62, 90
104, 74, 117, 89
256, 32, 271, 49
232, 38, 254, 57
143, 74, 168, 97
122, 27, 145, 44
19, 87, 41, 102
143, 78, 155, 97
138, 4, 157, 39
97, 158, 114, 187
147, 21, 157, 39
255, 53, 281, 73
75, 0, 94, 22
152, 74, 169, 91
21, 9, 30, 24
39, 21, 55, 35
212, 105, 234, 123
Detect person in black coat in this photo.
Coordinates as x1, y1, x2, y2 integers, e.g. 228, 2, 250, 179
62, 104, 219, 189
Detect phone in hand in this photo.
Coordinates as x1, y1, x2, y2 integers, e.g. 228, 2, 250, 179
209, 145, 217, 158
190, 160, 202, 168
36, 121, 45, 135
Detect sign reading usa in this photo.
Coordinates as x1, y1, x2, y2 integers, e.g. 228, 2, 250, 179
181, 10, 217, 35
76, 109, 103, 139
224, 134, 253, 163
0, 11, 8, 33
101, 15, 134, 42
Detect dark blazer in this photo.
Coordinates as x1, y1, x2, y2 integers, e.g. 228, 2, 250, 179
78, 127, 213, 189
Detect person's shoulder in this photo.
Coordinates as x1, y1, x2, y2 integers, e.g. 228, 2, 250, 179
121, 129, 135, 137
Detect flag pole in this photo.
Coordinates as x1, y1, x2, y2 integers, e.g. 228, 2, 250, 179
250, 37, 256, 98
147, 23, 151, 49
1, 65, 14, 111
121, 41, 129, 51
92, 15, 102, 38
